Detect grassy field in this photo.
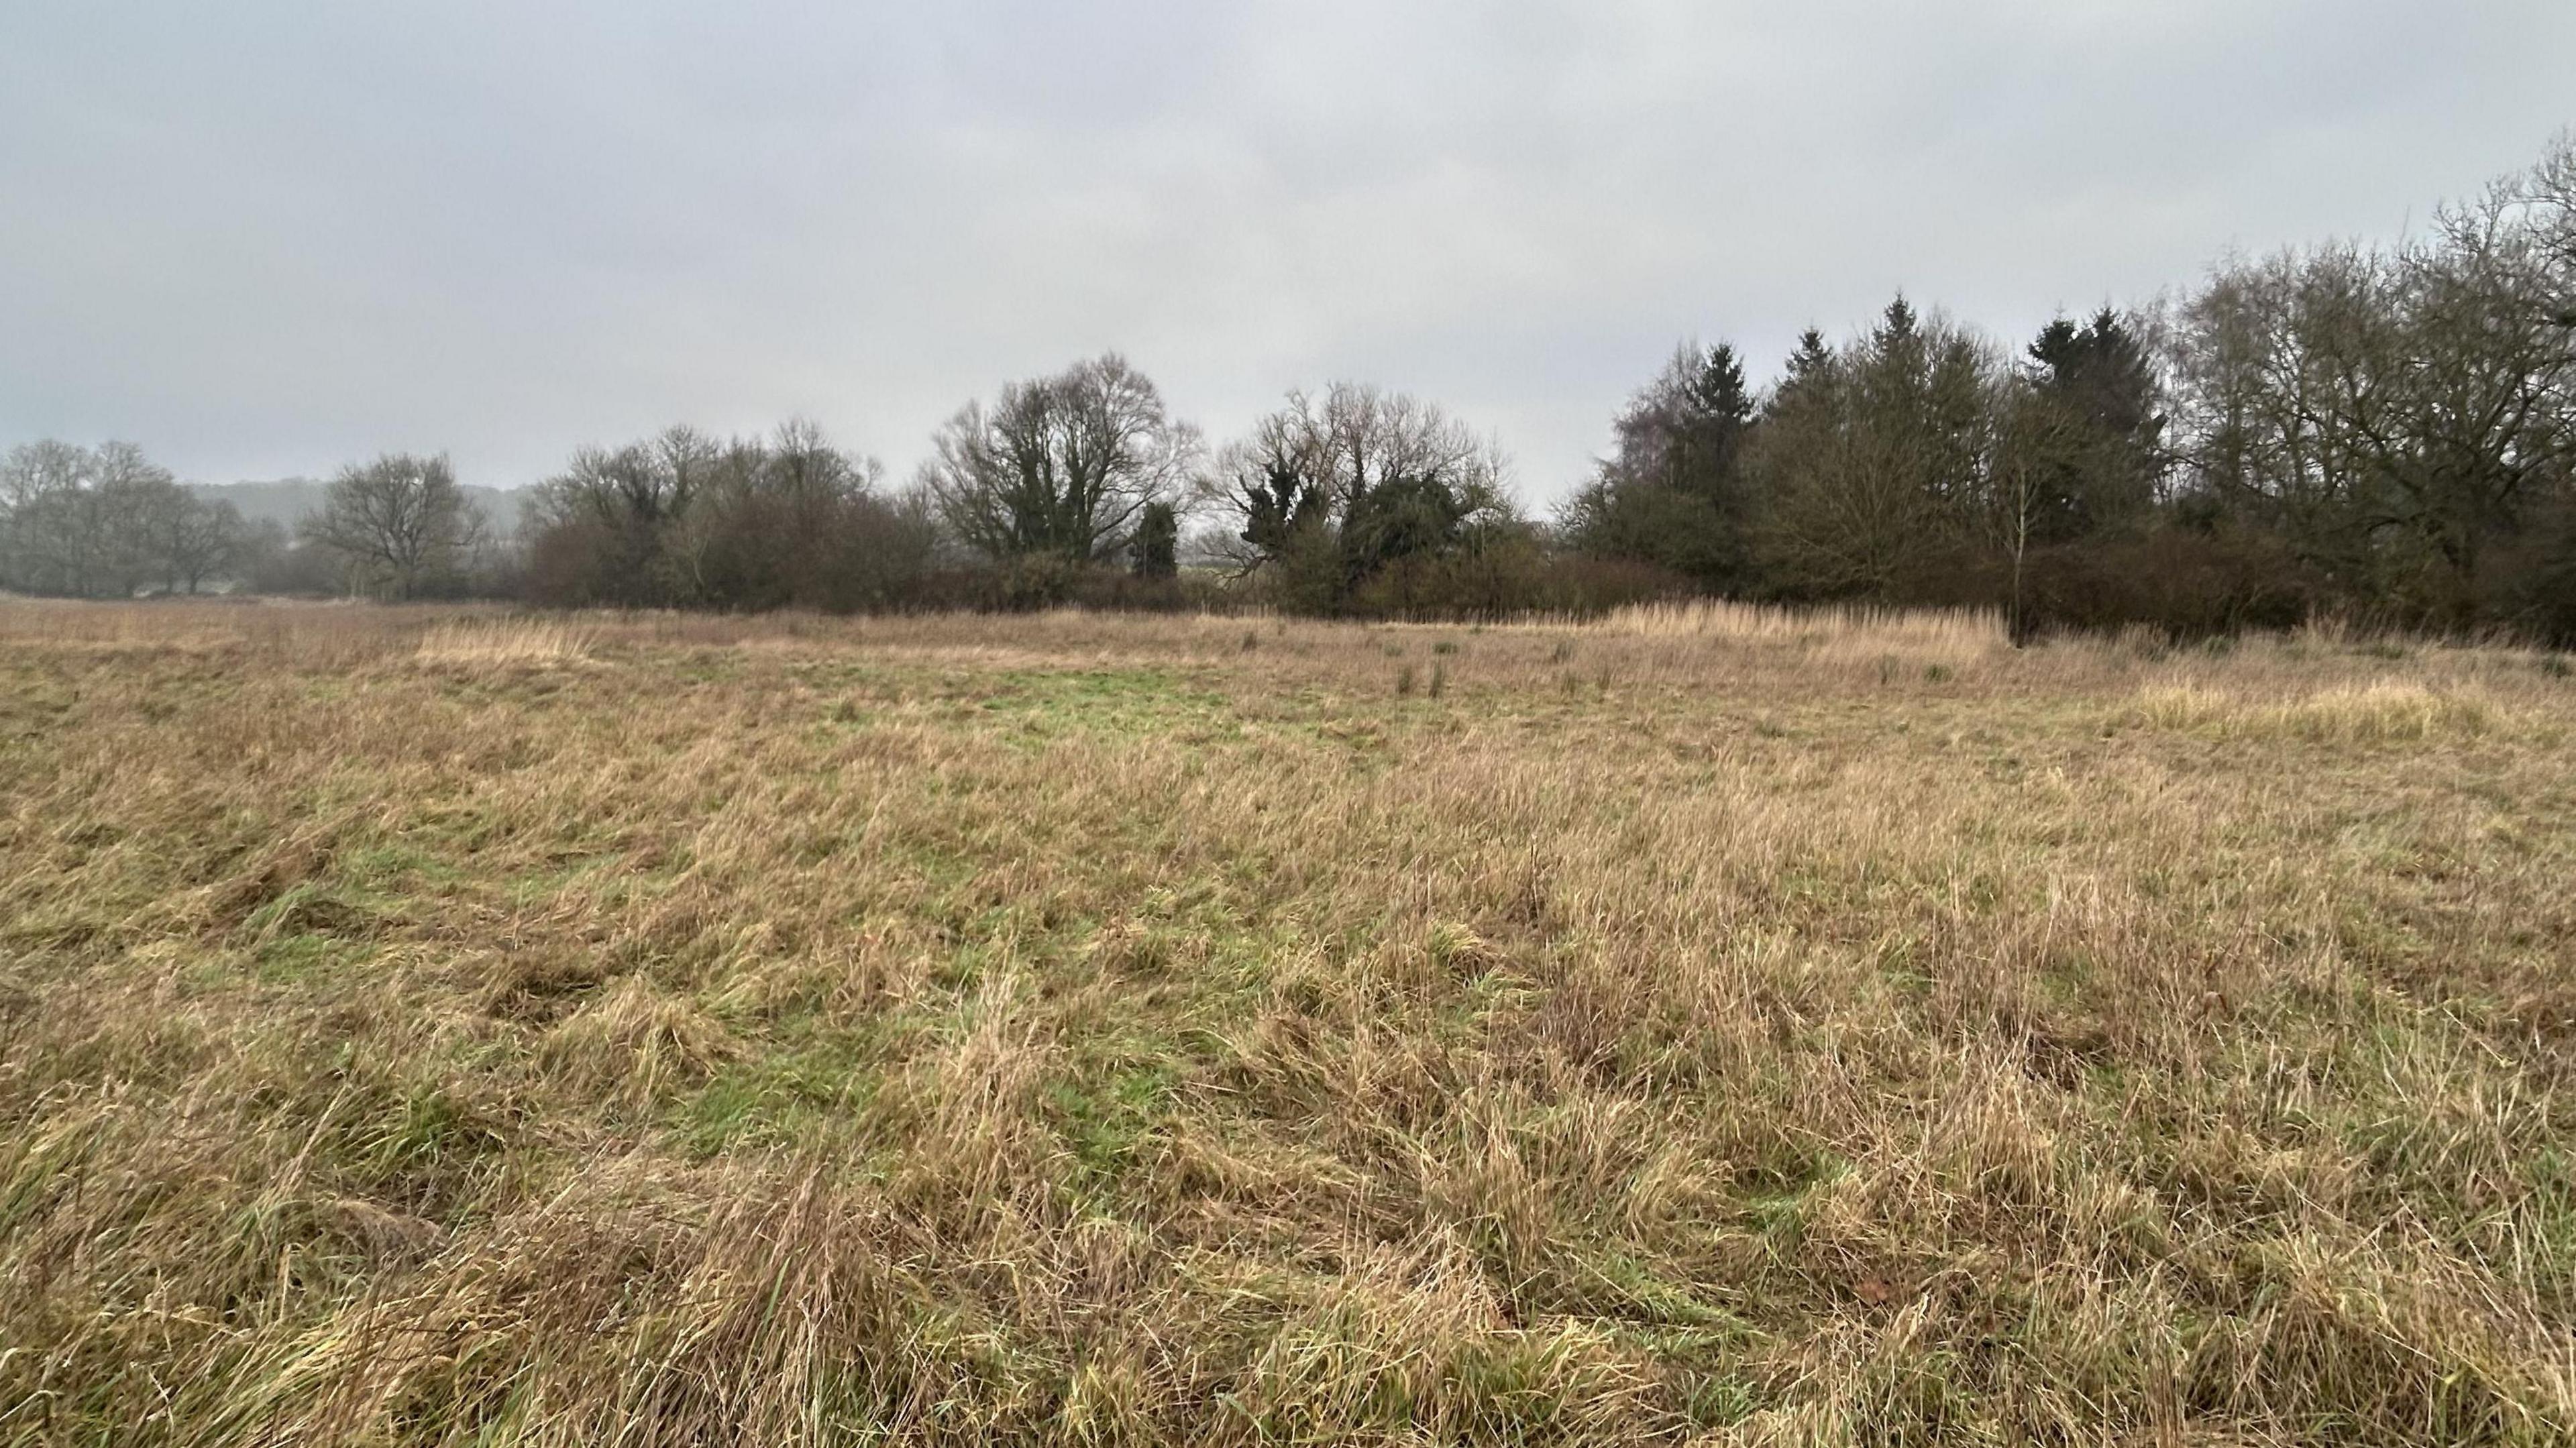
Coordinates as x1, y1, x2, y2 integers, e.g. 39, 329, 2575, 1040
2, 600, 2572, 1446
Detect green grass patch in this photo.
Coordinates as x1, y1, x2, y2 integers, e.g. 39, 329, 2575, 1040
674, 1032, 883, 1158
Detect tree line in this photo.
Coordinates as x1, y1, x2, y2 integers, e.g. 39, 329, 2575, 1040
0, 441, 251, 598
1568, 137, 2576, 641
6, 137, 2571, 639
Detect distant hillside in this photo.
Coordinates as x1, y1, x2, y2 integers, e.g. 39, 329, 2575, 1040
191, 479, 529, 537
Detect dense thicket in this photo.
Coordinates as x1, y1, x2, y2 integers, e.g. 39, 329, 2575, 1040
9, 140, 2570, 636
520, 421, 942, 612
1199, 382, 1550, 615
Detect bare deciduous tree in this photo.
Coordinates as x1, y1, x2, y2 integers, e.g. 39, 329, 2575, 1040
303, 452, 480, 600
1, 439, 89, 510
0, 441, 92, 591
1204, 382, 1511, 567
1982, 376, 2082, 644
156, 494, 244, 594
923, 355, 1199, 565
2167, 169, 2576, 624
0, 439, 192, 597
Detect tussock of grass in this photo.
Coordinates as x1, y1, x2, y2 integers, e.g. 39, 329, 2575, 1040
538, 975, 737, 1106
2131, 678, 2507, 742
415, 617, 593, 668
5, 601, 2575, 1444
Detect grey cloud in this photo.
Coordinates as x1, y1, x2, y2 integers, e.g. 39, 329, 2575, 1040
4, 1, 2570, 502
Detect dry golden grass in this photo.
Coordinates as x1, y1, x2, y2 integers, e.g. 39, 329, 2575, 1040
3, 599, 2573, 1445
2127, 676, 2524, 743
1593, 599, 2007, 672
414, 618, 594, 669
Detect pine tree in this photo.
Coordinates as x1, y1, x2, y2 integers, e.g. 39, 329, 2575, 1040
1130, 500, 1179, 579
1562, 341, 1764, 590
2023, 309, 2166, 537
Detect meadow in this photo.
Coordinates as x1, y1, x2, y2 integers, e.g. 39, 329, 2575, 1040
1, 600, 2571, 1446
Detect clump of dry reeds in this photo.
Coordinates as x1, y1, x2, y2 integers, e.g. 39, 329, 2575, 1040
1602, 596, 2004, 649
415, 617, 594, 668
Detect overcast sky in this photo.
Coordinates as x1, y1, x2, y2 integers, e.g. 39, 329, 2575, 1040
4, 2, 2571, 504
